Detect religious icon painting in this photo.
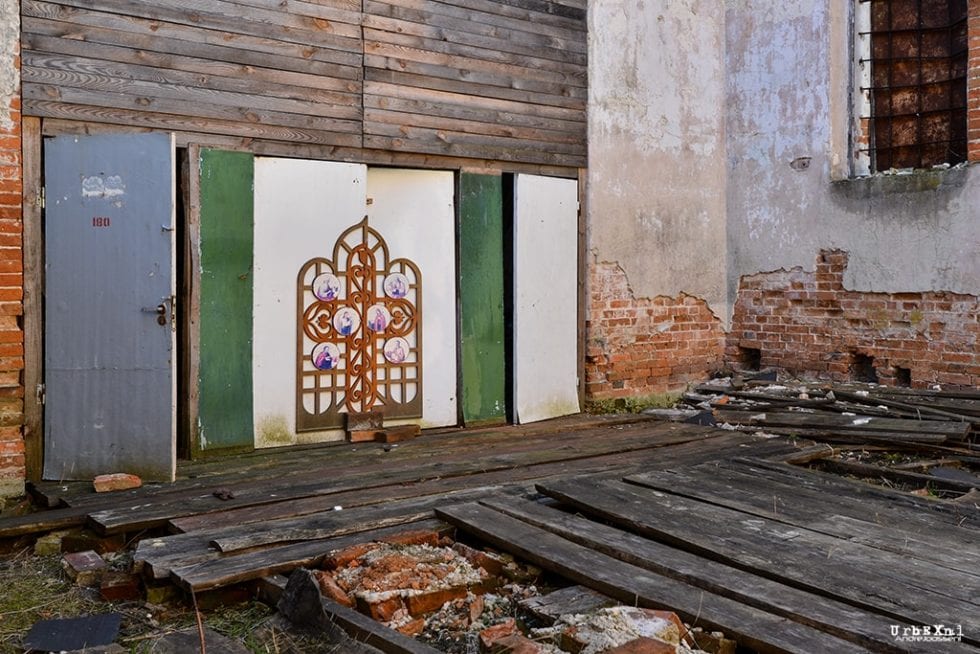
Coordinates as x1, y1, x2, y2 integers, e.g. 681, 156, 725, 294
383, 273, 410, 299
366, 304, 391, 333
311, 342, 340, 370
383, 337, 410, 364
332, 307, 361, 336
296, 218, 422, 431
312, 273, 340, 301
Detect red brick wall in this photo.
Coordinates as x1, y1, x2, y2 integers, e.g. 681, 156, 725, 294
727, 250, 980, 388
585, 261, 726, 400
969, 0, 979, 161
0, 47, 24, 496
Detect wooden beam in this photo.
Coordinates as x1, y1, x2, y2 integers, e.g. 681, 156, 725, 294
21, 116, 43, 483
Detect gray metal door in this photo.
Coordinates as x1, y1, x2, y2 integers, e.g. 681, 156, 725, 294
44, 133, 176, 481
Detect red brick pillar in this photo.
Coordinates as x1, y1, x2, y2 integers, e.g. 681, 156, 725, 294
970, 0, 980, 161
0, 14, 25, 498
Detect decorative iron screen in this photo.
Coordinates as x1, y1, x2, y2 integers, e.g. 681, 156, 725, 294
860, 0, 968, 170
296, 218, 422, 431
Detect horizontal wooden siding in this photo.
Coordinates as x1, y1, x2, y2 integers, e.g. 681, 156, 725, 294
22, 0, 586, 172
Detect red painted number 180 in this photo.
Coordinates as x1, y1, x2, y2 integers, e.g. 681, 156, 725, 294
92, 216, 111, 227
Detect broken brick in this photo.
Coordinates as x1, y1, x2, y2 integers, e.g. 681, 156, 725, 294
322, 542, 379, 569
62, 550, 107, 586
406, 585, 469, 617
395, 617, 426, 637
479, 618, 517, 652
604, 636, 677, 654
313, 571, 353, 607
452, 542, 505, 576
100, 572, 142, 602
356, 594, 405, 621
93, 473, 142, 492
487, 633, 549, 654
469, 594, 485, 623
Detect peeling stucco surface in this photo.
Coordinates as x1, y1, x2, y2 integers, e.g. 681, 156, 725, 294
725, 0, 980, 308
589, 0, 979, 326
587, 0, 729, 320
0, 5, 18, 131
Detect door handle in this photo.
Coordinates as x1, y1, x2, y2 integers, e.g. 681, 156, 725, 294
141, 303, 168, 325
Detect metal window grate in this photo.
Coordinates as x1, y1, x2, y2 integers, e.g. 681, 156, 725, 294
858, 0, 968, 171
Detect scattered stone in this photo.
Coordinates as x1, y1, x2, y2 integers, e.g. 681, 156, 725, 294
93, 473, 142, 493
34, 530, 71, 556
100, 571, 142, 602
212, 488, 235, 500
62, 550, 108, 586
144, 582, 181, 605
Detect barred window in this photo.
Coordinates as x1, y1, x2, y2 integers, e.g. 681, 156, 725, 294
859, 0, 968, 171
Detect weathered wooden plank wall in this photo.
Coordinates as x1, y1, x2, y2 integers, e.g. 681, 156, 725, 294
21, 0, 586, 173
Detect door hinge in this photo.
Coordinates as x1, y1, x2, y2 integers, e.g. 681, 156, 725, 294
36, 383, 45, 405
37, 187, 45, 210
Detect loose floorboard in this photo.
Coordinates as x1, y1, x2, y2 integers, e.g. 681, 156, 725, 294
5, 413, 977, 653
536, 477, 980, 645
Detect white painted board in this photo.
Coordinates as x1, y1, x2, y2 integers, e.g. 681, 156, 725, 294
514, 174, 580, 423
366, 168, 458, 429
253, 158, 367, 447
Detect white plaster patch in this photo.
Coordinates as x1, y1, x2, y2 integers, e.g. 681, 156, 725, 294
81, 175, 126, 198
0, 9, 19, 132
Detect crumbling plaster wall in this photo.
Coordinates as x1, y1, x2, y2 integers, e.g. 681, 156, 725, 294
725, 0, 980, 305
0, 3, 17, 133
587, 0, 729, 320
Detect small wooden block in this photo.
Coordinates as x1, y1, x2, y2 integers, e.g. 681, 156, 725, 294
379, 425, 421, 443
347, 429, 385, 443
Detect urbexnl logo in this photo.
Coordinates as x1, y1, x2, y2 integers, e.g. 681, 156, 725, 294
891, 624, 964, 643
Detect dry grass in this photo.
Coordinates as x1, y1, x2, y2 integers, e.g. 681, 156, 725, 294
0, 547, 346, 654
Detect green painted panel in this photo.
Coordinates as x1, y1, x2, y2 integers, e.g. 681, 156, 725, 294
459, 173, 507, 424
197, 149, 254, 451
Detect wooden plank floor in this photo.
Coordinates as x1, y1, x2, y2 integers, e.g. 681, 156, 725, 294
6, 413, 978, 652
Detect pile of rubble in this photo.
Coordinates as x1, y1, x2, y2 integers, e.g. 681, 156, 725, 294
305, 534, 731, 654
